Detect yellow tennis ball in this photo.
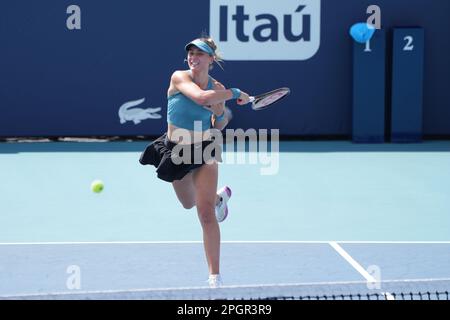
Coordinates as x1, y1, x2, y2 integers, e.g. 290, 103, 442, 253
91, 180, 104, 193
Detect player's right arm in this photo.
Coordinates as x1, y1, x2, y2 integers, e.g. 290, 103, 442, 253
171, 71, 248, 106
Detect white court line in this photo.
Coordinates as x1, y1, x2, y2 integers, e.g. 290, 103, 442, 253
0, 240, 450, 245
329, 241, 395, 300
384, 292, 395, 300
329, 242, 377, 283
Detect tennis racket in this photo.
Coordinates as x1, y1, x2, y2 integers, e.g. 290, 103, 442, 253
239, 87, 291, 111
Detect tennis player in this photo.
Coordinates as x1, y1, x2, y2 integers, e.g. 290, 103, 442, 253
139, 36, 250, 288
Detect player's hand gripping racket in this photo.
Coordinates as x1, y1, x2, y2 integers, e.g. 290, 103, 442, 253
239, 87, 291, 110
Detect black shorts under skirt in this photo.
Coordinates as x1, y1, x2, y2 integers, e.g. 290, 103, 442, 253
139, 133, 222, 182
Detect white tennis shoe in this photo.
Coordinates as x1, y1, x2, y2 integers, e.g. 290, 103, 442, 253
208, 274, 223, 288
215, 186, 232, 223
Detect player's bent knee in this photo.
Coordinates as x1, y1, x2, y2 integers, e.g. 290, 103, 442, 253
182, 201, 195, 210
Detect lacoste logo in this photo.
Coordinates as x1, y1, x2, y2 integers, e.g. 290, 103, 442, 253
118, 98, 162, 125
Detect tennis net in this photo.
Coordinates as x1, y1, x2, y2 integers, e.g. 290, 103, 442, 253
2, 279, 449, 300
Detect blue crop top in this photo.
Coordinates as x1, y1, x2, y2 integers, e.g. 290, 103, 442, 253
167, 74, 214, 131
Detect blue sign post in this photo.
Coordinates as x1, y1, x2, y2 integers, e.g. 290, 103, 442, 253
352, 29, 386, 143
391, 28, 425, 142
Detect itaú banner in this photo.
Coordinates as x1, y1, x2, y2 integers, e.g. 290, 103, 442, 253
209, 0, 321, 61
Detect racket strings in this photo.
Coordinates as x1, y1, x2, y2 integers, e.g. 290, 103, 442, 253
253, 88, 290, 110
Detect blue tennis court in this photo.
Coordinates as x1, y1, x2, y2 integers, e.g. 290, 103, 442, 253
1, 140, 449, 299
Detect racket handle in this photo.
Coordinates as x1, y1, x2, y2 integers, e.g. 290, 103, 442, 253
237, 96, 255, 104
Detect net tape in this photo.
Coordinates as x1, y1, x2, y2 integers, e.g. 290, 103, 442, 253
2, 279, 449, 300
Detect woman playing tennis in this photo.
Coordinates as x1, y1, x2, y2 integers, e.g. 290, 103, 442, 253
139, 36, 250, 288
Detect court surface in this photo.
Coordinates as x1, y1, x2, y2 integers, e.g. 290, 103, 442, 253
1, 140, 449, 298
